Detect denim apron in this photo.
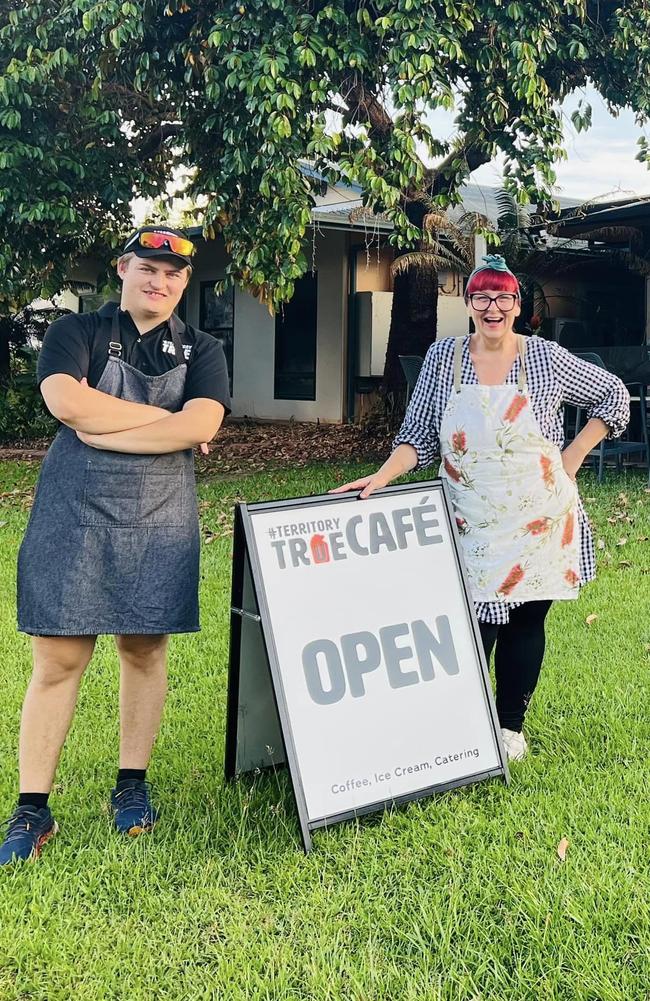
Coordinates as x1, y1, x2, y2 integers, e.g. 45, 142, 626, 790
17, 310, 200, 636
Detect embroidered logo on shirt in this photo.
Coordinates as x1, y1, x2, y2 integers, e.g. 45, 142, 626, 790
162, 340, 192, 360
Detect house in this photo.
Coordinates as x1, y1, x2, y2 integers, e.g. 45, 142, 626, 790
533, 195, 650, 351
68, 184, 649, 424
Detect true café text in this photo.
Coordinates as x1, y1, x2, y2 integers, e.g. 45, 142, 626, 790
268, 496, 442, 570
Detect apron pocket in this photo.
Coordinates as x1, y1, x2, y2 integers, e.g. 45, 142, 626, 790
80, 461, 185, 528
138, 469, 185, 526
80, 463, 144, 527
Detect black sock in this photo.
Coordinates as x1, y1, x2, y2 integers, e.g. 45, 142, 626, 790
116, 768, 146, 785
18, 792, 49, 810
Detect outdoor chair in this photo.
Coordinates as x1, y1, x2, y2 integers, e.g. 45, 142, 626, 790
399, 354, 424, 403
570, 351, 650, 484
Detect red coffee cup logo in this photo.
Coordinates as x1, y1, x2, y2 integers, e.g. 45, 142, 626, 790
310, 534, 330, 564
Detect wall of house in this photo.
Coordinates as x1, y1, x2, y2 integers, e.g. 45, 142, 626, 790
438, 296, 470, 338
185, 232, 347, 422
355, 247, 394, 292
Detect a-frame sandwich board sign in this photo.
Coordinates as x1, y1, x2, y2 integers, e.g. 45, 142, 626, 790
225, 481, 509, 853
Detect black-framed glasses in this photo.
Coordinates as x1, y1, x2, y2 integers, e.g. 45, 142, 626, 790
468, 292, 518, 311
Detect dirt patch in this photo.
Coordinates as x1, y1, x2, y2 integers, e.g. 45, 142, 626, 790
198, 419, 393, 475
0, 420, 394, 472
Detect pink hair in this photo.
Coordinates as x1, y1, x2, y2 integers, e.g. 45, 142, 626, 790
465, 268, 520, 298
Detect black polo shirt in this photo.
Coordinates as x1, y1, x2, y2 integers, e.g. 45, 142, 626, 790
37, 302, 231, 412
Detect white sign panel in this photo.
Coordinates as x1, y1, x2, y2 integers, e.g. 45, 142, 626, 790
241, 483, 505, 827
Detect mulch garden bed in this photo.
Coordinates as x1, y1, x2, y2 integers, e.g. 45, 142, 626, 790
0, 419, 394, 473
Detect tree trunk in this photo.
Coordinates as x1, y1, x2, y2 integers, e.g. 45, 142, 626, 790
381, 199, 439, 416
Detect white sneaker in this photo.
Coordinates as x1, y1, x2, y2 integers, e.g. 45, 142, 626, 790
501, 728, 528, 761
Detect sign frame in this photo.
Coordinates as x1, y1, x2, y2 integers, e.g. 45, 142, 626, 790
225, 480, 509, 852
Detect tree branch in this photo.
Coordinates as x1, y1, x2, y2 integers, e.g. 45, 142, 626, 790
427, 141, 495, 196
137, 123, 182, 160
339, 77, 394, 137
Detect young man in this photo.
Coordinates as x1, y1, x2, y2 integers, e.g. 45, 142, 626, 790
1, 225, 231, 864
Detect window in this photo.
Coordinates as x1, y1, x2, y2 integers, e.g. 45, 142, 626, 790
79, 292, 108, 313
200, 282, 235, 393
274, 273, 317, 400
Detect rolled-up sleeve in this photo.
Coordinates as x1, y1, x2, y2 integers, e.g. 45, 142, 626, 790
550, 342, 630, 439
392, 343, 441, 467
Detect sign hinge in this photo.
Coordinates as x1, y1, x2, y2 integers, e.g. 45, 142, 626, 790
230, 606, 261, 623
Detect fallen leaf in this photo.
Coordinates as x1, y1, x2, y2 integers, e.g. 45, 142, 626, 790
585, 496, 597, 503
585, 614, 599, 626
637, 536, 649, 542
617, 538, 628, 547
618, 560, 632, 568
557, 837, 569, 862
597, 539, 606, 550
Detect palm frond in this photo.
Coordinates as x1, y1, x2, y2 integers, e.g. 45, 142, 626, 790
495, 188, 530, 231
422, 210, 455, 234
390, 245, 472, 278
456, 211, 491, 235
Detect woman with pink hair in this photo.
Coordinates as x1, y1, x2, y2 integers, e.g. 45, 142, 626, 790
334, 255, 629, 760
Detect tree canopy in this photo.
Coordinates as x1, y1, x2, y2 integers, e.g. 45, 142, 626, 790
2, 0, 650, 311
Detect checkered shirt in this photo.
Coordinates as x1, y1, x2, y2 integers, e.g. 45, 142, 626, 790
393, 335, 631, 624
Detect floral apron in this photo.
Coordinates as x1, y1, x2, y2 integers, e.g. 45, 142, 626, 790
440, 335, 580, 604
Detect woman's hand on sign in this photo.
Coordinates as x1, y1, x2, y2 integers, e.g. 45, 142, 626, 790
329, 473, 387, 500
329, 446, 419, 500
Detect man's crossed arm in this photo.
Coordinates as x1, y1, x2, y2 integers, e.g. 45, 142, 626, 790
40, 374, 225, 454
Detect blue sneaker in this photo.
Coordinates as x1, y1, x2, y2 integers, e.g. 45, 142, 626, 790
0, 805, 58, 865
110, 780, 159, 835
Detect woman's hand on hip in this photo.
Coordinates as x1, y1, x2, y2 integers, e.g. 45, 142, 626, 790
329, 472, 388, 500
561, 442, 583, 481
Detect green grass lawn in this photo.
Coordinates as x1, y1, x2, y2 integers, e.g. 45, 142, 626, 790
0, 459, 649, 1001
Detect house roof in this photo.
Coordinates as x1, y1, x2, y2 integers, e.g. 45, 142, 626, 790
186, 182, 583, 239
310, 182, 581, 233
546, 195, 650, 239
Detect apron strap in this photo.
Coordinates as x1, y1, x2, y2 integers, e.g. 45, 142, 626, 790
109, 308, 123, 358
453, 335, 464, 393
516, 334, 527, 391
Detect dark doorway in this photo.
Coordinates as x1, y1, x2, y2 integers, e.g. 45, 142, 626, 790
274, 273, 317, 400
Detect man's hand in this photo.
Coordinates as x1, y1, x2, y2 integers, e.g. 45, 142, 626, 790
41, 373, 171, 434
76, 430, 104, 449
77, 379, 211, 452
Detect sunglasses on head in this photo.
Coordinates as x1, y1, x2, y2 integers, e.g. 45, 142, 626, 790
125, 231, 195, 257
